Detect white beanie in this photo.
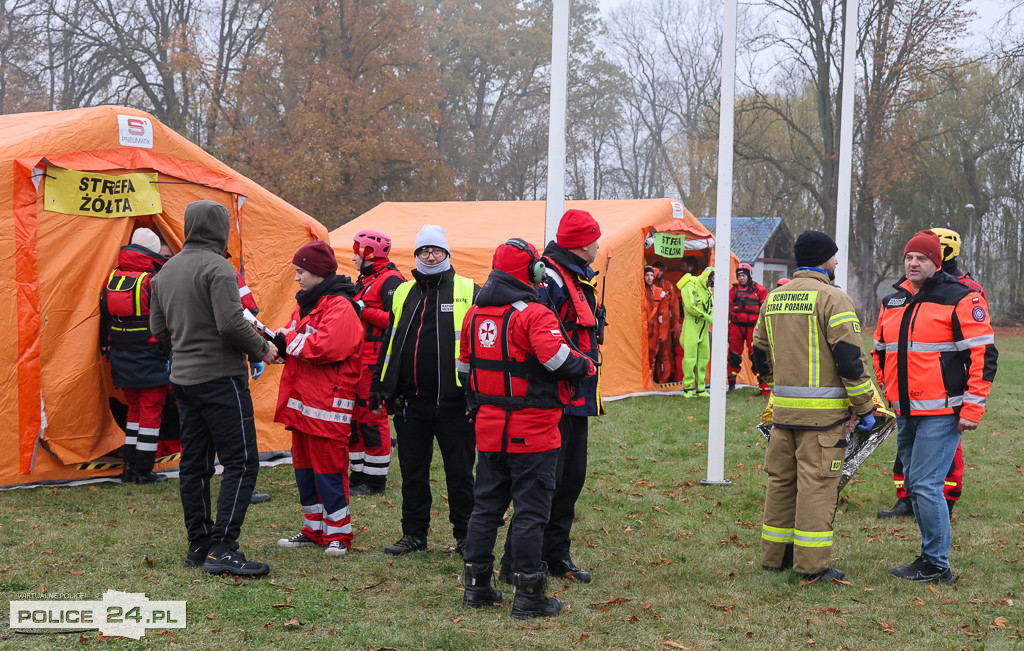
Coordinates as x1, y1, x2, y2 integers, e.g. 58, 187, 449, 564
131, 228, 161, 253
414, 225, 450, 254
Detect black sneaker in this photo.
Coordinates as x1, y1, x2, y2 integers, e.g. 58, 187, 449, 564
891, 556, 955, 584
250, 493, 270, 504
802, 567, 845, 582
184, 542, 209, 568
134, 470, 168, 484
278, 532, 316, 548
203, 546, 270, 577
384, 534, 426, 555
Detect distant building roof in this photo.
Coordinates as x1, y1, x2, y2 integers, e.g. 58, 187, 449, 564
697, 217, 787, 265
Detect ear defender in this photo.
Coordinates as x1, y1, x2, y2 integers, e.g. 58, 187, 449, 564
504, 238, 546, 284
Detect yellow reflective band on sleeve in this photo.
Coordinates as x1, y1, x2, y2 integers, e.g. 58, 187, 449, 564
773, 396, 852, 410
828, 311, 859, 328
894, 479, 904, 488
846, 379, 873, 397
793, 529, 833, 548
761, 524, 794, 544
944, 481, 957, 486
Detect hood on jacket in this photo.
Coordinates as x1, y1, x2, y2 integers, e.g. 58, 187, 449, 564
676, 273, 693, 291
475, 270, 538, 308
695, 266, 713, 288
183, 200, 230, 254
117, 244, 165, 273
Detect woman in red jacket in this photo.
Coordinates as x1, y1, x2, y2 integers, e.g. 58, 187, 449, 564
274, 241, 365, 557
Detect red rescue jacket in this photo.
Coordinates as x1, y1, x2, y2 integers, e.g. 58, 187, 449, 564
354, 260, 405, 369
275, 280, 365, 441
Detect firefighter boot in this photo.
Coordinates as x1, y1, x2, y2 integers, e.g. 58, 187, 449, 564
119, 447, 136, 484
352, 474, 386, 496
462, 562, 503, 608
511, 568, 562, 619
877, 497, 913, 519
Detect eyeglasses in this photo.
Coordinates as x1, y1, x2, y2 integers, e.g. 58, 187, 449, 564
416, 247, 447, 260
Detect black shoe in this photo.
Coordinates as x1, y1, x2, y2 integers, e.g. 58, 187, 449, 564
249, 492, 270, 504
728, 380, 736, 391
877, 497, 913, 519
278, 532, 316, 548
497, 564, 513, 584
947, 500, 955, 517
511, 568, 562, 618
802, 567, 845, 582
891, 556, 955, 584
203, 545, 270, 577
350, 476, 385, 496
547, 558, 591, 583
184, 542, 209, 568
384, 534, 427, 555
463, 562, 503, 608
134, 470, 167, 484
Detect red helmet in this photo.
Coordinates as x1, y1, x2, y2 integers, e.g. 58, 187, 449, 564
353, 229, 391, 259
777, 277, 791, 286
736, 263, 752, 276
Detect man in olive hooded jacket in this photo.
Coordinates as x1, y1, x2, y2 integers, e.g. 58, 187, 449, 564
151, 200, 279, 577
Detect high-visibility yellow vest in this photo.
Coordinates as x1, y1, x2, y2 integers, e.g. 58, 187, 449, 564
380, 274, 474, 387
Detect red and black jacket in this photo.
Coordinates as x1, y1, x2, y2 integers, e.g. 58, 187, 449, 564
458, 270, 594, 453
354, 260, 405, 370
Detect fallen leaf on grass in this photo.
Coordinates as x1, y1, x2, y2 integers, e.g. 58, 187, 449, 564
69, 570, 84, 576
459, 628, 477, 633
991, 617, 1009, 629
969, 598, 984, 604
578, 633, 591, 642
128, 507, 135, 516
206, 614, 217, 620
662, 641, 690, 649
879, 621, 897, 633
912, 597, 926, 606
713, 601, 736, 612
145, 556, 154, 566
269, 581, 298, 590
232, 576, 243, 586
283, 619, 302, 627
263, 621, 273, 629
590, 597, 632, 608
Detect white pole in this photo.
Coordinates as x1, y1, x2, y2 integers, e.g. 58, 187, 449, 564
703, 0, 738, 487
544, 0, 570, 245
834, 0, 859, 290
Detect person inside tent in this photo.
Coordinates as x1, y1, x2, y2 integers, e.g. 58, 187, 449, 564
679, 267, 714, 397
100, 227, 170, 485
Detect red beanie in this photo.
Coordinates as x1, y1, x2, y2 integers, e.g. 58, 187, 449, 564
293, 240, 338, 277
556, 209, 601, 249
493, 240, 540, 285
904, 230, 942, 268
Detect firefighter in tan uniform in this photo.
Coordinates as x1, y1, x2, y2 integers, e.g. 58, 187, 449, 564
752, 230, 876, 582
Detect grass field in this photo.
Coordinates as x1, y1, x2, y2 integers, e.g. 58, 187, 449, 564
1, 335, 1022, 649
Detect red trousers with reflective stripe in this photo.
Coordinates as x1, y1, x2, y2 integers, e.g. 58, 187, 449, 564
123, 386, 167, 471
291, 429, 352, 548
349, 370, 392, 477
894, 440, 964, 501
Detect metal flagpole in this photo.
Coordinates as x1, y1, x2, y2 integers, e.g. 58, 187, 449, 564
702, 0, 738, 487
544, 0, 570, 245
834, 0, 859, 290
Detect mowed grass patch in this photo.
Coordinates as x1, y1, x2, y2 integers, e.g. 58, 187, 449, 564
0, 335, 1020, 649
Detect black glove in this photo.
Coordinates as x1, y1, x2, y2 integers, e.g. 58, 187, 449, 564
366, 391, 386, 412
273, 333, 288, 358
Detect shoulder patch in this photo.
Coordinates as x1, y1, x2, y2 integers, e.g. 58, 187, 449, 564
972, 306, 986, 322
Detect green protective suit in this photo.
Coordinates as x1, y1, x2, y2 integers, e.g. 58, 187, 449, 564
678, 267, 713, 392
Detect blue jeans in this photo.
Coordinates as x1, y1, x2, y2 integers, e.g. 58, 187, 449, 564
896, 415, 960, 568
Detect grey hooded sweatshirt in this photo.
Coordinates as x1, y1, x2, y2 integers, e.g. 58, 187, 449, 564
150, 200, 270, 386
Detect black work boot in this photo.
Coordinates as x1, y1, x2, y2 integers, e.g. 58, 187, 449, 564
548, 558, 591, 583
497, 564, 513, 584
877, 497, 913, 519
119, 448, 136, 484
728, 380, 736, 392
134, 470, 168, 484
351, 475, 386, 496
511, 567, 562, 619
947, 499, 955, 518
462, 562, 503, 608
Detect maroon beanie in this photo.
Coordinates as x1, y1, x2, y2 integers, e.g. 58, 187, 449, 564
493, 241, 539, 285
904, 230, 942, 268
556, 209, 601, 249
293, 240, 338, 277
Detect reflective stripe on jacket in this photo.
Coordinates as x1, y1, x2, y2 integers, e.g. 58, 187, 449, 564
872, 272, 997, 422
752, 269, 875, 429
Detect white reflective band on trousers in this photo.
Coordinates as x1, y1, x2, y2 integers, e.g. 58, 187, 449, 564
286, 398, 352, 424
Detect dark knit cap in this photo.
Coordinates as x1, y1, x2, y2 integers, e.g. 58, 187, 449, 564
293, 240, 338, 277
794, 230, 838, 268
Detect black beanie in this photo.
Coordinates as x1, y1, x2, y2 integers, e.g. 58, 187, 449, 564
794, 230, 838, 268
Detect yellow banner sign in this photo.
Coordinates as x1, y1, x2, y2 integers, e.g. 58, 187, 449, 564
44, 168, 162, 218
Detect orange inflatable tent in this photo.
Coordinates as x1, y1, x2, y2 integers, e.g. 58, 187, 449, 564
330, 199, 754, 401
1, 106, 325, 488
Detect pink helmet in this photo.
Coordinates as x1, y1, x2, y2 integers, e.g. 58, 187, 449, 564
353, 229, 391, 259
736, 262, 753, 275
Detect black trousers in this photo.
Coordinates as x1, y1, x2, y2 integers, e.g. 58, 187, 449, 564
502, 413, 590, 566
393, 403, 476, 540
464, 449, 557, 573
172, 376, 259, 550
